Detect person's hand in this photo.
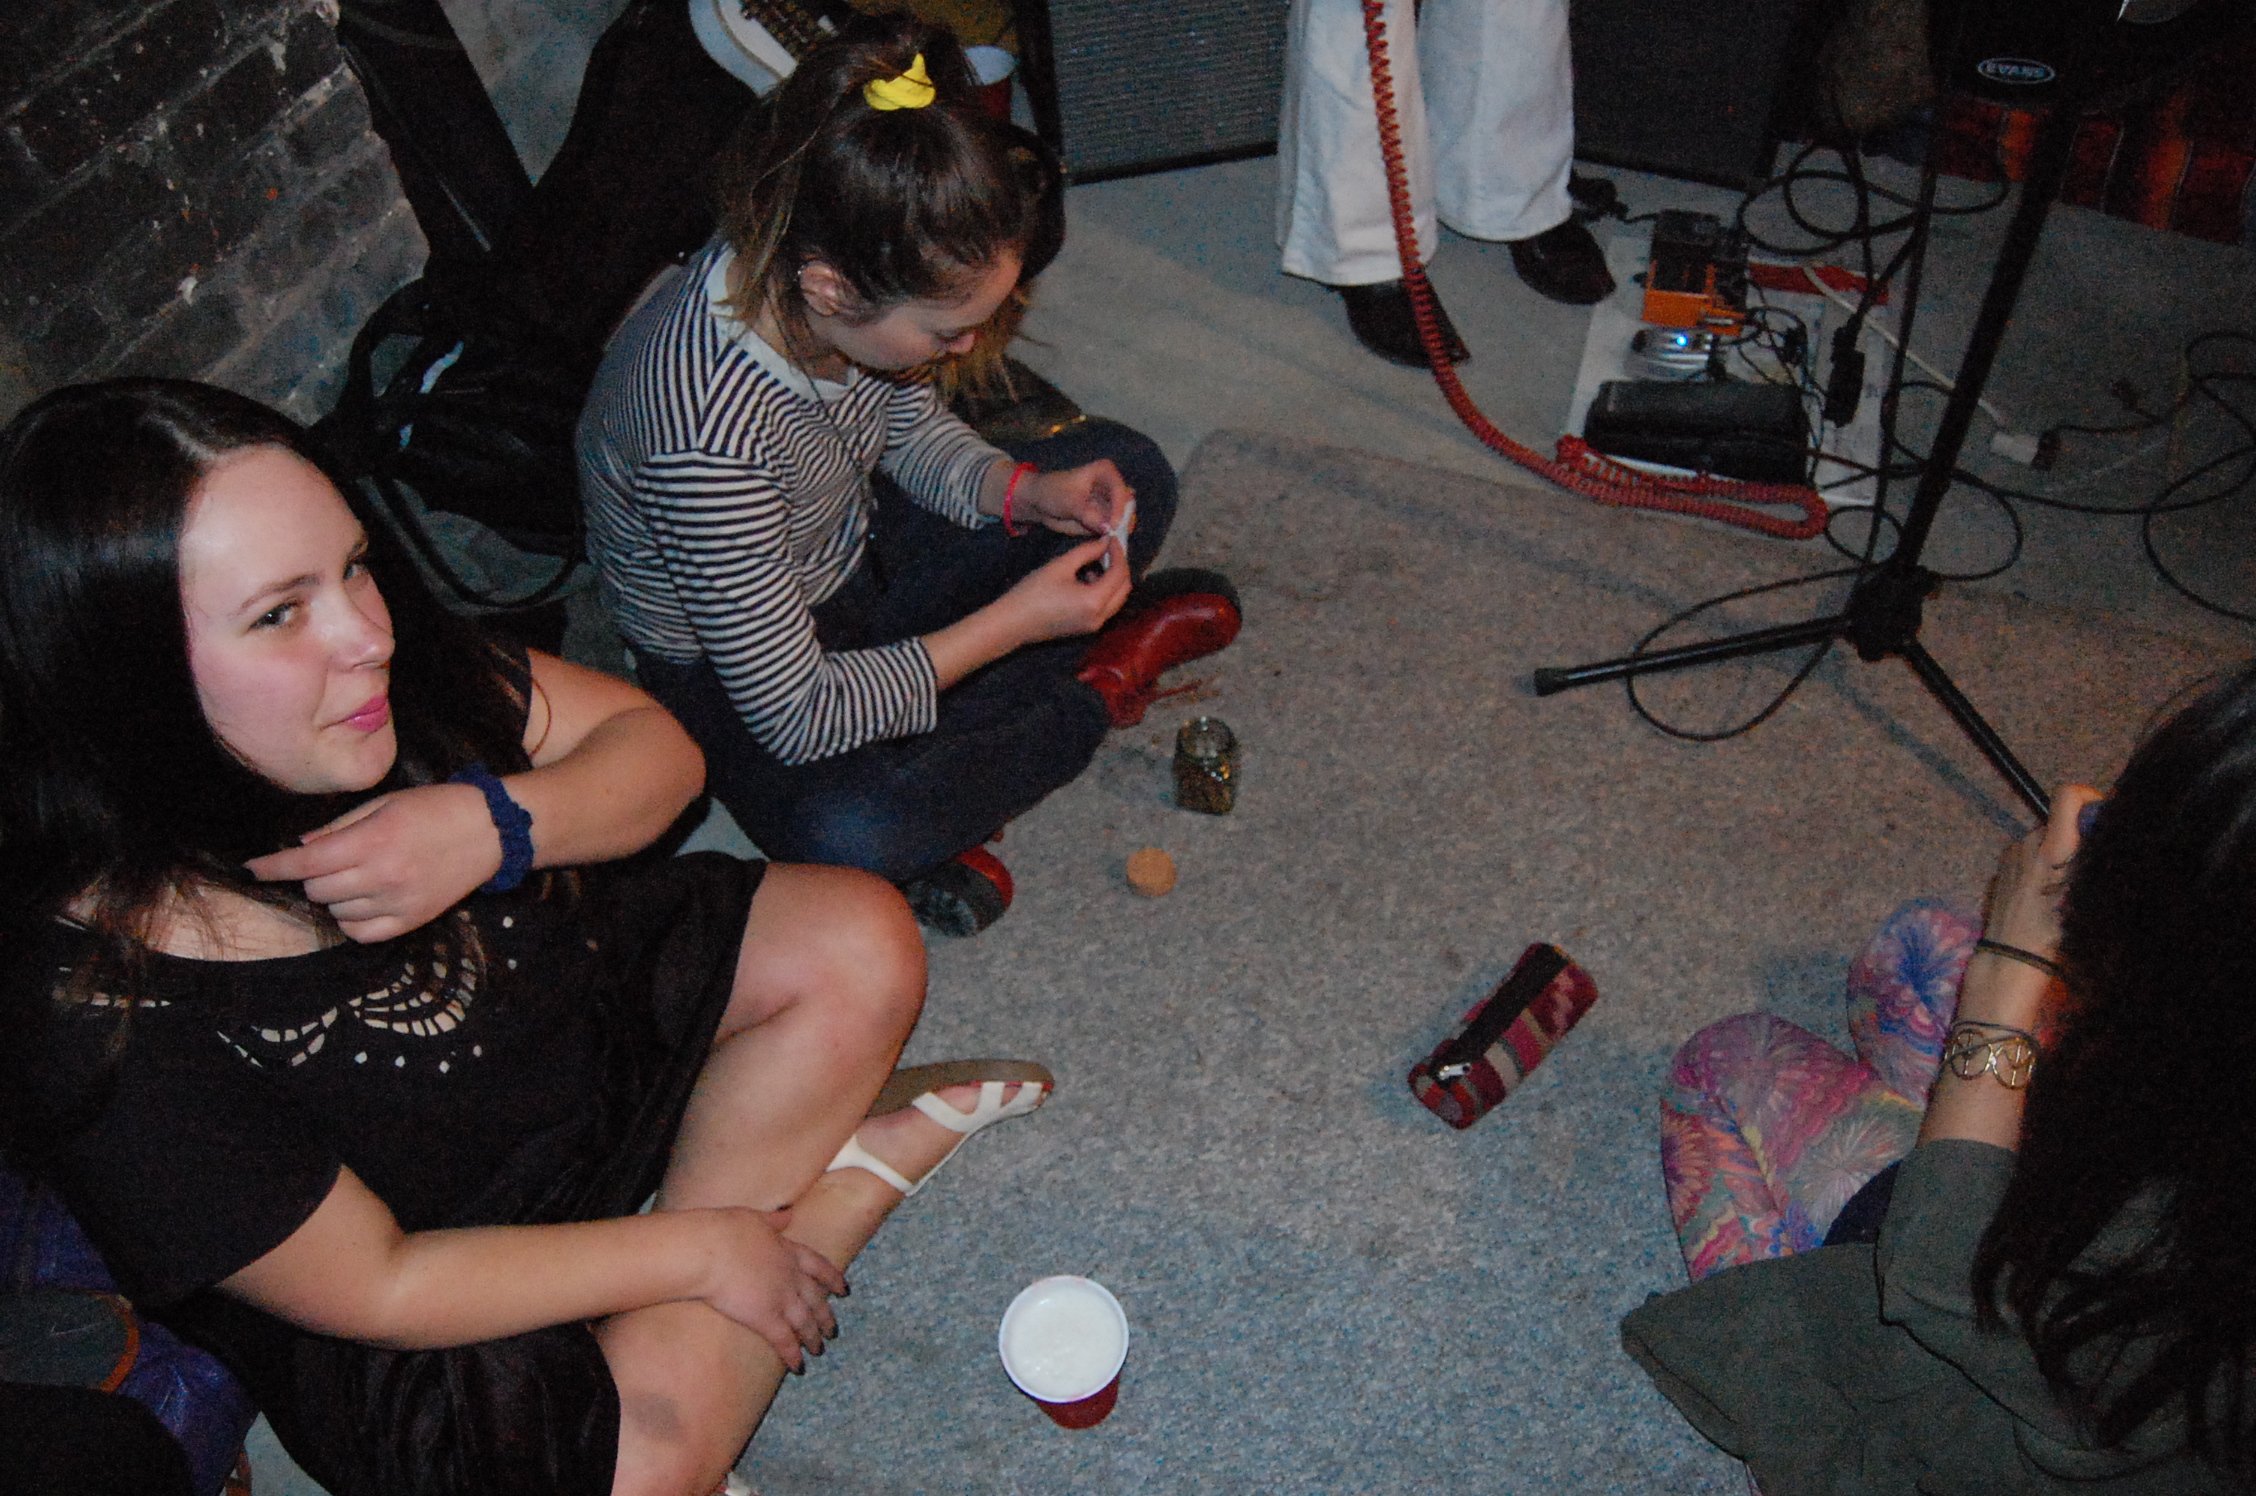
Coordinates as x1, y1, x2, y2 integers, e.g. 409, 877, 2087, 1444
1983, 784, 2105, 961
244, 783, 502, 943
994, 534, 1132, 644
1921, 785, 2104, 1148
1020, 460, 1133, 537
698, 1208, 847, 1371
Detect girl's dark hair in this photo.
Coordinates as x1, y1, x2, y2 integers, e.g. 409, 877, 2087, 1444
0, 378, 531, 956
713, 11, 1047, 370
1973, 660, 2256, 1474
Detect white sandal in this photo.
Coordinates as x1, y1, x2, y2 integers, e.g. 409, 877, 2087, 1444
825, 1059, 1054, 1198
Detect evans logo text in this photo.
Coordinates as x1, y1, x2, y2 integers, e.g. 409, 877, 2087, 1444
1977, 56, 2058, 84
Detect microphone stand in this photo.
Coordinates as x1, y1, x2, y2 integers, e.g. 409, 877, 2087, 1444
1532, 101, 2089, 824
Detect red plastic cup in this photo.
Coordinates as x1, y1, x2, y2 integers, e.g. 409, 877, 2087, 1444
998, 1275, 1128, 1428
966, 45, 1017, 121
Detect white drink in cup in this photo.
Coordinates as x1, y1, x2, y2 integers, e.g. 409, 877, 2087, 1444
998, 1276, 1128, 1427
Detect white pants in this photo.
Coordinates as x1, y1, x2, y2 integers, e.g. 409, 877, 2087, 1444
1277, 0, 1575, 286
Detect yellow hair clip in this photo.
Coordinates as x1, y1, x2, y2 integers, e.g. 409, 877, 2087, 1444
864, 55, 936, 111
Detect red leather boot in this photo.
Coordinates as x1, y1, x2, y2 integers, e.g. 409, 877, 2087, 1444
1075, 569, 1241, 728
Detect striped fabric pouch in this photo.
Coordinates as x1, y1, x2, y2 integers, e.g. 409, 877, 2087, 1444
1408, 944, 1600, 1129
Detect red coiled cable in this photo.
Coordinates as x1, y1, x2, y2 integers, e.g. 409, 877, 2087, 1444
1357, 0, 1829, 540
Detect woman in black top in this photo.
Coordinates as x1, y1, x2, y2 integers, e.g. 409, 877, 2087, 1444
0, 379, 1050, 1496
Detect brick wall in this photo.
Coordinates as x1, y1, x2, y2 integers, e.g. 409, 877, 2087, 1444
0, 0, 426, 426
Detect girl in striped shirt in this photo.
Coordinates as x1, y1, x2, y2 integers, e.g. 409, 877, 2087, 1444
579, 13, 1238, 933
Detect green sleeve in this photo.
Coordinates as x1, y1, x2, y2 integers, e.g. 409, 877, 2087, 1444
1873, 1140, 2067, 1424
1878, 1139, 2199, 1480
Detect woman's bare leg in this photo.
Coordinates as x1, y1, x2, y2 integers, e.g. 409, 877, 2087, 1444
596, 1134, 989, 1496
597, 865, 1038, 1496
665, 864, 930, 1213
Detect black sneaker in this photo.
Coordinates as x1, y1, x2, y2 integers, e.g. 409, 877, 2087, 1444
1335, 280, 1471, 369
901, 847, 1013, 937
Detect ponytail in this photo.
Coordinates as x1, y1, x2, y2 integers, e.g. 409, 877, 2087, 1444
714, 12, 1042, 369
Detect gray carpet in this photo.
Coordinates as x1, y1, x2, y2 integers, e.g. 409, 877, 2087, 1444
736, 430, 2234, 1495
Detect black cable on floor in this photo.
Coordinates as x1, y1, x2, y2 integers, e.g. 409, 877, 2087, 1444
1733, 140, 2009, 262
1624, 565, 1868, 742
1881, 333, 2256, 616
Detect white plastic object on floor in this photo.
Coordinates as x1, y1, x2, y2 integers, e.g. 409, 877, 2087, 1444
1989, 429, 2043, 465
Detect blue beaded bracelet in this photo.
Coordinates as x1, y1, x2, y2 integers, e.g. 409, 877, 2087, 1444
449, 762, 535, 894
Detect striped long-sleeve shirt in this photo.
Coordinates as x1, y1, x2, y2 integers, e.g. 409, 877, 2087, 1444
577, 240, 1007, 765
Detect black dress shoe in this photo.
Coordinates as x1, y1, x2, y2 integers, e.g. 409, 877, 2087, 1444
1566, 173, 1624, 223
1508, 218, 1617, 306
1335, 280, 1471, 369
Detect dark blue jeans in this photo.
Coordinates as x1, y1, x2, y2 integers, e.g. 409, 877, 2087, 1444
638, 418, 1178, 882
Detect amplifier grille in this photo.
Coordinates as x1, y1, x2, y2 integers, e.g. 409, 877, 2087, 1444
1036, 0, 1291, 179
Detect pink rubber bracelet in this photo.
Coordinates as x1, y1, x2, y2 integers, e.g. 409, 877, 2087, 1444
1001, 461, 1036, 536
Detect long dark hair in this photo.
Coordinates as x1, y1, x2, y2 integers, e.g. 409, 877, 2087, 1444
1973, 660, 2256, 1473
0, 378, 530, 958
712, 11, 1046, 373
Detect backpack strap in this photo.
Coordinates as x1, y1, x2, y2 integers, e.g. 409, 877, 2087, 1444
312, 275, 585, 614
